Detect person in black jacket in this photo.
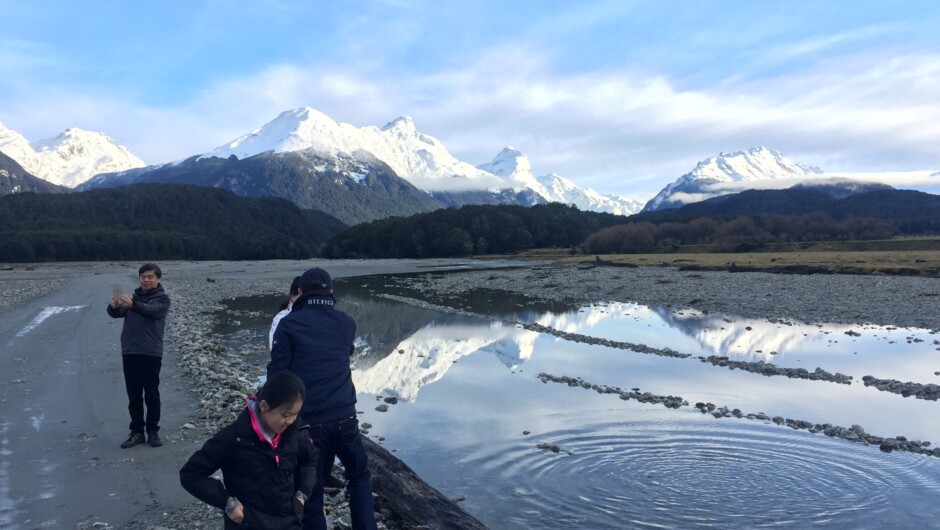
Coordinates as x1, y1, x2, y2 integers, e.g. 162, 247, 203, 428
180, 370, 317, 530
268, 267, 378, 530
106, 263, 171, 448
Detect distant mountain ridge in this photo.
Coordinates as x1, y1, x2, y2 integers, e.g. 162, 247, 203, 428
642, 147, 824, 212
0, 121, 144, 188
635, 186, 940, 233
11, 110, 932, 224
476, 147, 643, 214
81, 149, 442, 225
203, 108, 501, 192
80, 107, 643, 218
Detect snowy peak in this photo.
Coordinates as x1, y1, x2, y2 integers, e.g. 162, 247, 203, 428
478, 147, 532, 179
688, 146, 822, 183
199, 106, 646, 211
472, 146, 642, 214
0, 122, 145, 188
537, 173, 644, 215
209, 106, 356, 158
0, 121, 40, 173
643, 147, 825, 212
476, 147, 552, 199
204, 107, 500, 192
380, 116, 417, 133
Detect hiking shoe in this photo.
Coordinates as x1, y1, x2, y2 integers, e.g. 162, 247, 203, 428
121, 432, 145, 448
147, 431, 163, 447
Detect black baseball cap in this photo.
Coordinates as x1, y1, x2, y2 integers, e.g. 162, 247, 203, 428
300, 267, 333, 295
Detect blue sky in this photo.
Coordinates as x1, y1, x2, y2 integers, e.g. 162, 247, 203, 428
2, 0, 939, 197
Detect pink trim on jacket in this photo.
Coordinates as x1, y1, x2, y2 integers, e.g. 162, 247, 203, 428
245, 396, 283, 453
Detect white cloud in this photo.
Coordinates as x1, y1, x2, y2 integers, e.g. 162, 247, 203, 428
2, 42, 939, 199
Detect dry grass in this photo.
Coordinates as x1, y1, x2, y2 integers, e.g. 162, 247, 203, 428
514, 240, 940, 277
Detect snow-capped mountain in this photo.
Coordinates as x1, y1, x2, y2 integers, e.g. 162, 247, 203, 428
203, 107, 502, 192
0, 122, 145, 188
642, 147, 824, 212
81, 149, 442, 226
538, 173, 644, 215
477, 147, 644, 215
202, 108, 640, 213
0, 150, 69, 196
80, 106, 643, 217
476, 147, 553, 200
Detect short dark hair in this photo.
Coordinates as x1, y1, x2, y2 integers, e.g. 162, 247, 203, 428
139, 263, 162, 278
259, 371, 306, 409
289, 276, 302, 296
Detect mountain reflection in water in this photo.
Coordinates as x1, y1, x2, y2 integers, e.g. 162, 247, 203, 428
217, 275, 940, 529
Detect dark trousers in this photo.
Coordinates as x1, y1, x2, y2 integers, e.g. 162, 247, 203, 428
304, 416, 377, 530
122, 354, 162, 433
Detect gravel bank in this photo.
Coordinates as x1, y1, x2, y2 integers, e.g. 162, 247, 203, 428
393, 264, 940, 332
0, 277, 66, 310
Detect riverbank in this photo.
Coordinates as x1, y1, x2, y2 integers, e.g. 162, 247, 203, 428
0, 260, 506, 530
391, 261, 940, 331
3, 258, 937, 528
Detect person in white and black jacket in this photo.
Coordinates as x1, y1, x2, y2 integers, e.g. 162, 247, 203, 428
269, 276, 301, 351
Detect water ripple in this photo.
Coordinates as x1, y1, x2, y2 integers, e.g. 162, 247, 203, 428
461, 417, 940, 529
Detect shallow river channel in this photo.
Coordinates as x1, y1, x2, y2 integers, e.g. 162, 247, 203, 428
215, 273, 940, 529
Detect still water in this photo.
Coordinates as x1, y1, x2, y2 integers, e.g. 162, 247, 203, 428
217, 274, 940, 529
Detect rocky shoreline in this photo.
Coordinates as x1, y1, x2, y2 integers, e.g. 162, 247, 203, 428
387, 264, 940, 332
141, 278, 410, 530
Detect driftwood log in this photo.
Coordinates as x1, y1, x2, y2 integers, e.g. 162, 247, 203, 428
363, 437, 489, 529
579, 256, 640, 269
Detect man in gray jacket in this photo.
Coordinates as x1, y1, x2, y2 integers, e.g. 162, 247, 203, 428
107, 263, 171, 448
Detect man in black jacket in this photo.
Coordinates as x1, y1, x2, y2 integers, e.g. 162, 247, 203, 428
107, 263, 171, 448
268, 267, 378, 530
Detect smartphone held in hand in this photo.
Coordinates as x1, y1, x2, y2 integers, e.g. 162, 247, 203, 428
112, 284, 123, 299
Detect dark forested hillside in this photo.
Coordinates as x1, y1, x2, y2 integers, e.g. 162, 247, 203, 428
578, 188, 940, 254
324, 203, 625, 258
634, 188, 940, 233
0, 184, 346, 262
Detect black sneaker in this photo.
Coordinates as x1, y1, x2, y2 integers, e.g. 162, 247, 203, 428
121, 432, 145, 448
147, 431, 163, 447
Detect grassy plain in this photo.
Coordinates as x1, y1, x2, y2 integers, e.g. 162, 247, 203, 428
519, 238, 940, 277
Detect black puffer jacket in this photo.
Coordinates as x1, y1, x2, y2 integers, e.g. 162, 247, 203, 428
179, 399, 317, 529
106, 284, 170, 357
